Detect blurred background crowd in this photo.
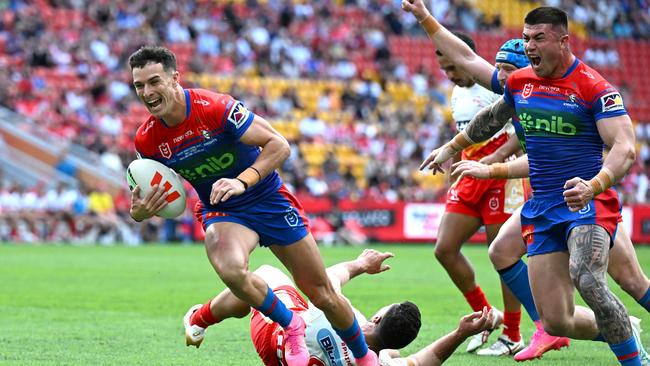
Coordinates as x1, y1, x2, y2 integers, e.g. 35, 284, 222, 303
2, 0, 650, 244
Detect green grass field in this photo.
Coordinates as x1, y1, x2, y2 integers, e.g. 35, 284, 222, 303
1, 244, 648, 365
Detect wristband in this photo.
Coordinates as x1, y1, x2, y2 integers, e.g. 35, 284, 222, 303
488, 163, 509, 179
236, 178, 249, 190
449, 131, 474, 153
420, 15, 441, 36
588, 167, 614, 195
236, 167, 261, 188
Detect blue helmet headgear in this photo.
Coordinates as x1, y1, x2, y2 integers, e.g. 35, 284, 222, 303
495, 39, 529, 69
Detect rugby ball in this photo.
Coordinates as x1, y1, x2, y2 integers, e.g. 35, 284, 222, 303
125, 159, 187, 219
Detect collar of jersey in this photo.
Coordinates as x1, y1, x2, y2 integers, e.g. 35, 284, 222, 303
160, 89, 191, 128
560, 58, 580, 79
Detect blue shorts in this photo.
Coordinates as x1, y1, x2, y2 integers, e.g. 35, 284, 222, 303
521, 188, 620, 256
194, 185, 310, 247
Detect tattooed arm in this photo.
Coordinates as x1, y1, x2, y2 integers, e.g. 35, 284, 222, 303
420, 97, 515, 174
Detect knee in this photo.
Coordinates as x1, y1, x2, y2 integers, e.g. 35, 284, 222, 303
488, 242, 508, 268
434, 245, 458, 264
299, 281, 339, 313
216, 263, 248, 289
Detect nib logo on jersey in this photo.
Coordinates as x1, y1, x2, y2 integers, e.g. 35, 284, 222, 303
518, 111, 578, 136
177, 153, 236, 183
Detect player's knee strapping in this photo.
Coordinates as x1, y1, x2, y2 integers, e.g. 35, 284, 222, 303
498, 260, 540, 322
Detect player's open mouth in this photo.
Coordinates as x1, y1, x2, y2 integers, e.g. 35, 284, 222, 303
528, 55, 541, 66
147, 98, 162, 108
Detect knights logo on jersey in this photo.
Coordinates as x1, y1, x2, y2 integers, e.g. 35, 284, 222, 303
600, 92, 624, 112
522, 83, 534, 99
227, 101, 250, 129
201, 130, 211, 139
158, 143, 172, 159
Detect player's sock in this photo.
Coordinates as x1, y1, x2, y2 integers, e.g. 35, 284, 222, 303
609, 336, 642, 365
498, 260, 540, 322
254, 287, 293, 328
502, 311, 522, 342
637, 286, 650, 313
190, 301, 220, 328
334, 317, 369, 359
463, 286, 491, 312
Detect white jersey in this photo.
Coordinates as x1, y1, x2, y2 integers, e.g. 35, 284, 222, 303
301, 302, 367, 366
450, 83, 501, 132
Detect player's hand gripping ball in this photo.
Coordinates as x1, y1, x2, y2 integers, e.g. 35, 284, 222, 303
126, 159, 187, 219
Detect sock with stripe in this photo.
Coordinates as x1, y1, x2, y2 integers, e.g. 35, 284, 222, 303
190, 301, 220, 328
334, 317, 369, 359
610, 336, 642, 365
254, 287, 293, 328
463, 286, 491, 312
498, 260, 541, 322
502, 311, 522, 342
637, 287, 650, 313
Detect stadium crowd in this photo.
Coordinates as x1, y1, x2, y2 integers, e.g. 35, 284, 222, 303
2, 0, 650, 243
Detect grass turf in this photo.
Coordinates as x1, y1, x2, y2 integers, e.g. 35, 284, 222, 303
1, 244, 648, 365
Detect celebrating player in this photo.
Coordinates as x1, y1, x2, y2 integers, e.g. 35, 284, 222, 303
188, 249, 421, 365
127, 46, 378, 365
417, 6, 644, 365
403, 0, 650, 361
425, 31, 526, 355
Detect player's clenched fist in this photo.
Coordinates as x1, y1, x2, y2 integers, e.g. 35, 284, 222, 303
562, 177, 594, 212
210, 178, 246, 205
400, 0, 430, 22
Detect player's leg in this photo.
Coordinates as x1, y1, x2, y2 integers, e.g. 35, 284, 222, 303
476, 222, 524, 356
528, 251, 601, 339
608, 226, 650, 312
185, 221, 304, 356
435, 212, 485, 305
568, 224, 642, 365
487, 209, 571, 360
271, 233, 378, 364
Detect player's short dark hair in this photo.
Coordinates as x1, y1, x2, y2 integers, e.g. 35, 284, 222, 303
376, 301, 422, 350
436, 31, 476, 57
525, 6, 568, 33
128, 46, 177, 73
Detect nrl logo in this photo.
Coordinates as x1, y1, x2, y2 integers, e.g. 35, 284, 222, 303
158, 142, 172, 159
522, 83, 534, 99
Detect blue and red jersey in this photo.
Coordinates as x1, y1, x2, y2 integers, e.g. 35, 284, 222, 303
503, 59, 627, 198
134, 88, 282, 210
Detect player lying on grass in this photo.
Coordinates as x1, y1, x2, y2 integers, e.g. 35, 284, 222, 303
184, 249, 422, 365
378, 307, 496, 366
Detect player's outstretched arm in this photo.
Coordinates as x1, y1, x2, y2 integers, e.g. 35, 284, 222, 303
451, 155, 530, 180
378, 307, 494, 366
400, 0, 495, 90
210, 115, 290, 204
326, 249, 394, 293
420, 98, 514, 174
563, 114, 636, 212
